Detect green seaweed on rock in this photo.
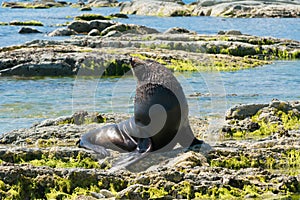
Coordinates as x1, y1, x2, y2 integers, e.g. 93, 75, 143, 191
148, 187, 168, 199
227, 108, 300, 138
23, 153, 100, 169
74, 14, 110, 21
9, 20, 43, 26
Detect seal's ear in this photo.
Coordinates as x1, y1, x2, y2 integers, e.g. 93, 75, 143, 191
130, 57, 136, 68
76, 139, 81, 146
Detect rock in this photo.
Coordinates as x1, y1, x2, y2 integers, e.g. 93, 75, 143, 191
90, 192, 105, 199
88, 29, 100, 36
0, 26, 299, 77
120, 0, 191, 17
0, 62, 76, 76
74, 13, 110, 21
218, 30, 226, 35
18, 27, 42, 34
226, 30, 242, 35
80, 6, 92, 11
192, 0, 300, 18
68, 21, 91, 33
117, 184, 145, 200
164, 27, 196, 34
223, 99, 300, 138
67, 20, 115, 34
87, 0, 118, 7
99, 189, 114, 198
108, 13, 129, 19
2, 1, 68, 8
89, 20, 115, 32
0, 107, 299, 199
48, 28, 78, 37
291, 101, 300, 112
218, 30, 242, 35
269, 99, 293, 112
101, 23, 159, 36
225, 103, 268, 120
165, 151, 209, 169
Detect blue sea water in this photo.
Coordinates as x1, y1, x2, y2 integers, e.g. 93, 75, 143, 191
0, 0, 299, 133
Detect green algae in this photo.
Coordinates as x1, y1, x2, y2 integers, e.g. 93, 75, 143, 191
0, 165, 129, 199
210, 154, 257, 170
26, 153, 100, 169
209, 149, 300, 175
57, 118, 75, 125
0, 22, 8, 26
130, 52, 268, 72
2, 2, 50, 9
9, 20, 43, 26
80, 59, 131, 76
279, 110, 300, 130
284, 149, 300, 168
0, 174, 102, 199
227, 109, 300, 138
148, 187, 168, 199
176, 181, 192, 199
194, 184, 296, 200
74, 14, 110, 21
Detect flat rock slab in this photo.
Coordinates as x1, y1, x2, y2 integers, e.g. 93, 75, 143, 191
1, 31, 299, 76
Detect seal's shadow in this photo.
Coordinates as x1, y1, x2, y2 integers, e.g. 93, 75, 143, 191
104, 142, 212, 173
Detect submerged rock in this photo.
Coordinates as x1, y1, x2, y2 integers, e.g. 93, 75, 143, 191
18, 27, 42, 34
164, 27, 196, 34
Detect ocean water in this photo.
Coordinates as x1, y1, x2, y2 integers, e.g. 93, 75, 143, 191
0, 1, 299, 133
0, 0, 300, 47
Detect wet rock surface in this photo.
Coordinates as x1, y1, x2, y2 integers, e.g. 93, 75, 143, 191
0, 100, 299, 199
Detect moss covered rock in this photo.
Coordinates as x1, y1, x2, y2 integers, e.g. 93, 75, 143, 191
223, 100, 300, 138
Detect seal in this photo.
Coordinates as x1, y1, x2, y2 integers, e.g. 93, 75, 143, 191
79, 58, 203, 164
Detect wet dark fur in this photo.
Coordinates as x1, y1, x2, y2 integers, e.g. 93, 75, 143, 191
79, 58, 203, 165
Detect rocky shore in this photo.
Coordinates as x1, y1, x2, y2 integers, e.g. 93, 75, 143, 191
120, 0, 300, 18
1, 0, 118, 9
0, 20, 299, 76
2, 0, 299, 18
0, 99, 299, 199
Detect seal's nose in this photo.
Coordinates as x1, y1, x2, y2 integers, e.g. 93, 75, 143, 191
130, 57, 143, 68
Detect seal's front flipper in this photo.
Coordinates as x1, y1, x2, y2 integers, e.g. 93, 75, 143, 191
79, 137, 110, 158
137, 138, 152, 153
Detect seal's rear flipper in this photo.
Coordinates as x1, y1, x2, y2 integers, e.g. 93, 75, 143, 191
178, 124, 203, 148
109, 151, 150, 172
109, 138, 152, 171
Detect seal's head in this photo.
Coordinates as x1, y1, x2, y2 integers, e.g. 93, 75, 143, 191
130, 57, 152, 82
